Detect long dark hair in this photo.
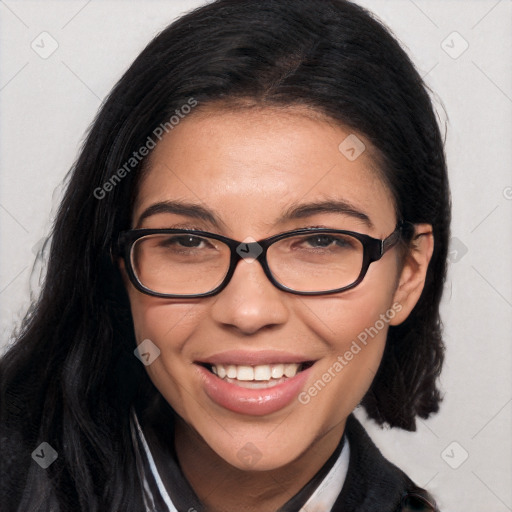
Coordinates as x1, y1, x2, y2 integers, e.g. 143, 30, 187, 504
0, 0, 450, 510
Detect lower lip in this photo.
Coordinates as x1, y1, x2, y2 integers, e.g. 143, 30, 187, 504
196, 364, 314, 416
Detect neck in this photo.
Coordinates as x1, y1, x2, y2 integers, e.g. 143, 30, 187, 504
174, 418, 345, 512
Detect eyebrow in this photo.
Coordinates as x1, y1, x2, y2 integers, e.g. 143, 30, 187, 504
279, 199, 373, 228
136, 198, 373, 229
136, 200, 224, 229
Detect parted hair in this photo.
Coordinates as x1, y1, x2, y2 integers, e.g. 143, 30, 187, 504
0, 0, 450, 510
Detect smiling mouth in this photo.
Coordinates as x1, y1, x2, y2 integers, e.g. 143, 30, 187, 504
198, 361, 315, 389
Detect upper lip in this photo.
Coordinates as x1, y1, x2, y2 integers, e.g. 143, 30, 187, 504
196, 350, 316, 366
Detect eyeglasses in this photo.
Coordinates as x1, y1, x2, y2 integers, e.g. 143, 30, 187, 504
116, 222, 412, 298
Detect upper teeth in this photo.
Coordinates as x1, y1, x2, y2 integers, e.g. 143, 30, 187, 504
211, 363, 301, 381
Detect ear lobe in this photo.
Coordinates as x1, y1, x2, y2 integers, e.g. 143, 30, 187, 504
390, 223, 434, 326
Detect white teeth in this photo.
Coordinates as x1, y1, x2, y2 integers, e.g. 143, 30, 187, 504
226, 365, 237, 379
209, 363, 301, 381
254, 365, 271, 381
237, 366, 254, 381
271, 363, 284, 379
284, 363, 299, 377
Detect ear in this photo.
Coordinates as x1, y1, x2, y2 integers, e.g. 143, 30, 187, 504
390, 223, 434, 326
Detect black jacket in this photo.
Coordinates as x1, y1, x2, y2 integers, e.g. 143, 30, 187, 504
329, 414, 438, 511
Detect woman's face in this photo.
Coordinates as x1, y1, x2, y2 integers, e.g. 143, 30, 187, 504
124, 106, 408, 470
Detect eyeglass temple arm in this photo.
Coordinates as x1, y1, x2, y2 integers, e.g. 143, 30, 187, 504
382, 221, 415, 254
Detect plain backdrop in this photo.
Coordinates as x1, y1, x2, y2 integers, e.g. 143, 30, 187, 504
1, 1, 511, 510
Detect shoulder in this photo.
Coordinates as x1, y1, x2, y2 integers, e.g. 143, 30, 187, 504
331, 414, 439, 512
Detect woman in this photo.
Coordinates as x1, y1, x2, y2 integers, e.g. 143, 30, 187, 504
0, 0, 450, 510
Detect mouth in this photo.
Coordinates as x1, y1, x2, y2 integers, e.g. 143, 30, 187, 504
195, 351, 318, 415
197, 361, 315, 389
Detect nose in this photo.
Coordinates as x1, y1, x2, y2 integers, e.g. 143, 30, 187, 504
209, 256, 289, 335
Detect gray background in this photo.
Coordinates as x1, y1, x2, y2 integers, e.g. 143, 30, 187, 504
1, 1, 511, 510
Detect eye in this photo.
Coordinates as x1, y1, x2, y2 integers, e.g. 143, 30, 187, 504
158, 235, 209, 249
304, 234, 337, 248
301, 234, 357, 250
161, 235, 206, 247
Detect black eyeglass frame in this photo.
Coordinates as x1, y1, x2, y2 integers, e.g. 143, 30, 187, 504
115, 221, 413, 298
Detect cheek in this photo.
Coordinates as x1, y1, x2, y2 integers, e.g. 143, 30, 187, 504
296, 281, 399, 418
128, 287, 201, 346
127, 293, 209, 417
128, 292, 199, 370
304, 282, 397, 353
301, 252, 400, 346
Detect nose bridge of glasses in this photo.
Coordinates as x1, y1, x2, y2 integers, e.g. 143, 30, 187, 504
225, 239, 275, 292
234, 239, 265, 264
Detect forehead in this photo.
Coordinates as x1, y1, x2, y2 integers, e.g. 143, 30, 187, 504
133, 106, 397, 235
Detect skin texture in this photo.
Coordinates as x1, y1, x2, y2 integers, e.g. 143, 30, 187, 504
122, 106, 434, 512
